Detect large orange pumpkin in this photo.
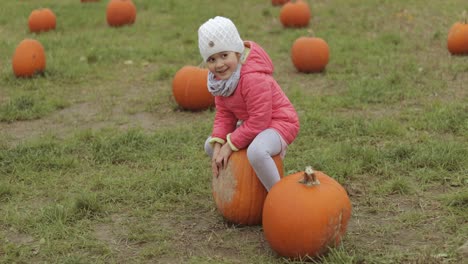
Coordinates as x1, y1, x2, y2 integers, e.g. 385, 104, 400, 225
12, 39, 46, 78
280, 0, 311, 28
263, 166, 352, 258
172, 66, 214, 111
291, 36, 330, 73
447, 19, 468, 55
106, 0, 136, 27
212, 149, 284, 225
28, 8, 56, 33
272, 0, 290, 6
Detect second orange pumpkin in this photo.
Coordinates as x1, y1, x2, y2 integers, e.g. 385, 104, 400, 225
280, 0, 311, 28
106, 0, 137, 27
172, 66, 214, 111
291, 36, 330, 73
28, 8, 56, 33
447, 21, 468, 55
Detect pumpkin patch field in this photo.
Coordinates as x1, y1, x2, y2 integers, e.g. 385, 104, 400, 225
1, 0, 467, 263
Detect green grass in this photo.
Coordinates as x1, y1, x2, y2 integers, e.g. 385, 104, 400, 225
1, 0, 467, 263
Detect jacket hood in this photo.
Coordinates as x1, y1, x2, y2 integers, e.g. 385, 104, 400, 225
240, 41, 274, 76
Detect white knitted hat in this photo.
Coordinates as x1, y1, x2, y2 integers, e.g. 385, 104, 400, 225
198, 16, 245, 62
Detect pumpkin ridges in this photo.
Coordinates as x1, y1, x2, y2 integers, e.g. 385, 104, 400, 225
263, 168, 351, 258
212, 149, 284, 225
231, 162, 265, 223
213, 151, 263, 225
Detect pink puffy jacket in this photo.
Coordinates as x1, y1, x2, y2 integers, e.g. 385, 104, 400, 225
211, 41, 300, 150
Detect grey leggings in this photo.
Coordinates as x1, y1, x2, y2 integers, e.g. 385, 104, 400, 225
205, 128, 287, 191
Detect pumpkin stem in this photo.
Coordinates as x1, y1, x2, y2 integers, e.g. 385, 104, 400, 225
298, 166, 320, 187
463, 10, 467, 24
307, 29, 316, 38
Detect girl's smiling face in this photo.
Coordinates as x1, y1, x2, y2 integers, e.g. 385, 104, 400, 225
206, 51, 241, 80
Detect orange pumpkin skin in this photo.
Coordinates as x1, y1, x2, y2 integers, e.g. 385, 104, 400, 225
12, 39, 46, 78
447, 22, 468, 55
28, 8, 56, 33
212, 149, 284, 225
106, 0, 137, 27
291, 36, 329, 73
262, 168, 352, 258
272, 0, 290, 6
280, 0, 311, 28
172, 66, 214, 111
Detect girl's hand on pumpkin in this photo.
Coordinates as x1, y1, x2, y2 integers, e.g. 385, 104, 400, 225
212, 160, 220, 177
216, 143, 233, 170
211, 143, 222, 177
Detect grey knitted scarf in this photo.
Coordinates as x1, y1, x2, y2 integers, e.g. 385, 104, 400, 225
207, 64, 242, 97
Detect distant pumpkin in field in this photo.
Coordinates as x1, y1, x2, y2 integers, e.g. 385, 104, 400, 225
272, 0, 290, 6
172, 66, 214, 111
12, 39, 46, 78
291, 35, 329, 73
447, 13, 468, 55
28, 8, 56, 33
106, 0, 136, 27
280, 0, 311, 28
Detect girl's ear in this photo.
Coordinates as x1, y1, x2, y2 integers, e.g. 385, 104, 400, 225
239, 48, 250, 64
237, 52, 244, 64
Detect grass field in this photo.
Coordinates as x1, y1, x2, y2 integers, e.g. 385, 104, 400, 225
1, 0, 467, 263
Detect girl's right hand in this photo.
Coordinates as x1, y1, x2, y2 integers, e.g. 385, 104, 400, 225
212, 143, 233, 177
211, 143, 222, 177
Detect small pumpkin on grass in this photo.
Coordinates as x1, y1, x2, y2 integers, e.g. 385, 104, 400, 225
291, 32, 330, 73
212, 149, 284, 225
172, 65, 214, 111
263, 166, 352, 259
106, 0, 136, 27
12, 39, 46, 78
28, 8, 56, 33
280, 0, 311, 28
447, 11, 468, 55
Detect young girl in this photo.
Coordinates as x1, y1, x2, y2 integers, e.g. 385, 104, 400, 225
199, 16, 300, 191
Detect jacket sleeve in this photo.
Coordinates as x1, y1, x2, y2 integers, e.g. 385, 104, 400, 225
228, 75, 272, 149
211, 96, 237, 143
